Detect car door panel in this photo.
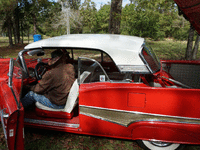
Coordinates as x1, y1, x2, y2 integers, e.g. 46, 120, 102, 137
0, 59, 24, 150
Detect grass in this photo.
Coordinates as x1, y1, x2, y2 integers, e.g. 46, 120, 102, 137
147, 38, 200, 60
0, 36, 33, 58
148, 40, 187, 60
0, 37, 200, 150
24, 128, 143, 150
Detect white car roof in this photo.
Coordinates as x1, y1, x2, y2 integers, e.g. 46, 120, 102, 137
25, 34, 145, 66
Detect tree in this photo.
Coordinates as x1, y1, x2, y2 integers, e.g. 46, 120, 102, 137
68, 0, 81, 10
41, 2, 62, 36
13, 5, 21, 44
26, 0, 50, 35
0, 0, 18, 46
121, 3, 136, 35
51, 0, 83, 35
121, 1, 162, 39
95, 4, 110, 33
80, 0, 97, 33
129, 0, 134, 4
0, 0, 58, 46
177, 6, 200, 60
185, 25, 200, 60
109, 0, 122, 34
121, 0, 180, 40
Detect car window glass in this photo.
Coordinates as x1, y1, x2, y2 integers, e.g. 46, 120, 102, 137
71, 49, 113, 63
72, 49, 101, 61
79, 58, 110, 83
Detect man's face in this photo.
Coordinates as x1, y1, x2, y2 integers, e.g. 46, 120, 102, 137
48, 56, 61, 66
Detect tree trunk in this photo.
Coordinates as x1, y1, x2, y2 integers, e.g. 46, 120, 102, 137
21, 20, 23, 44
16, 8, 20, 43
16, 17, 20, 43
109, 0, 122, 34
13, 22, 17, 45
13, 7, 20, 44
33, 13, 37, 34
28, 27, 30, 44
185, 25, 194, 60
7, 17, 13, 47
192, 34, 200, 60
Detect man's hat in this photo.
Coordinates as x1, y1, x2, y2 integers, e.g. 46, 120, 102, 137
48, 49, 64, 66
51, 49, 63, 59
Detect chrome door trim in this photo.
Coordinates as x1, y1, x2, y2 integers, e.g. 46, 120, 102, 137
24, 118, 80, 128
80, 105, 200, 127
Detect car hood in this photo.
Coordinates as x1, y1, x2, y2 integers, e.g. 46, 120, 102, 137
174, 0, 200, 34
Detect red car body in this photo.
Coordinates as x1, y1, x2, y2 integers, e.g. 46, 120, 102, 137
1, 1, 200, 150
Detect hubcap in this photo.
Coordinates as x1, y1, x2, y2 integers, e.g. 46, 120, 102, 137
150, 141, 172, 147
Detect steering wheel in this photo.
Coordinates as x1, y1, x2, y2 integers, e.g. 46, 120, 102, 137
35, 62, 48, 80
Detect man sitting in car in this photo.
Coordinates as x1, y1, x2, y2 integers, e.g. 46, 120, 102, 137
21, 49, 75, 109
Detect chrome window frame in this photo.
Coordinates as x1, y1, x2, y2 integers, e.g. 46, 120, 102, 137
78, 57, 111, 85
139, 43, 161, 74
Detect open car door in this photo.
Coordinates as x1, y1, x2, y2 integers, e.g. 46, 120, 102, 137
174, 0, 200, 34
0, 59, 24, 150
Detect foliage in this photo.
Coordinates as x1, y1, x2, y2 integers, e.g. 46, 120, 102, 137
68, 0, 81, 10
172, 25, 190, 41
0, 0, 192, 41
95, 4, 110, 33
121, 0, 181, 40
80, 0, 97, 33
0, 0, 58, 46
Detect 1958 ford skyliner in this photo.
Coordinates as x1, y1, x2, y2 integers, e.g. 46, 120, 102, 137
0, 33, 200, 150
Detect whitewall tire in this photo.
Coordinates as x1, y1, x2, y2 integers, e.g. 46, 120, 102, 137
137, 140, 184, 150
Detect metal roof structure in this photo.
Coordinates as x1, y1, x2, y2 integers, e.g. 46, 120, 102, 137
25, 34, 145, 66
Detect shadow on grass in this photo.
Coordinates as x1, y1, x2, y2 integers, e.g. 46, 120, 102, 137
24, 127, 142, 150
24, 127, 200, 150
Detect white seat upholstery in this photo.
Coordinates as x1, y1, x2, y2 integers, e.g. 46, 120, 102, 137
149, 82, 179, 88
35, 71, 91, 113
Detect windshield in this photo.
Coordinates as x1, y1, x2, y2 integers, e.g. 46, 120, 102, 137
141, 43, 161, 73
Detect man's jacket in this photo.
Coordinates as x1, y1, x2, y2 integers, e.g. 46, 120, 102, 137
31, 63, 75, 105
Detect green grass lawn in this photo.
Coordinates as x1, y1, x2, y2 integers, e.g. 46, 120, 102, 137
148, 39, 187, 60
0, 37, 200, 150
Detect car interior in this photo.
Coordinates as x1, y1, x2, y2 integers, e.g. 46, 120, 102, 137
17, 47, 194, 122
19, 48, 136, 121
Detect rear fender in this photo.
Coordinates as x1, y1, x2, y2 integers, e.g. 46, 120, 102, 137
131, 122, 200, 144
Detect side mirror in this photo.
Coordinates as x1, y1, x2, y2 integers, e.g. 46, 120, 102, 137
27, 49, 45, 56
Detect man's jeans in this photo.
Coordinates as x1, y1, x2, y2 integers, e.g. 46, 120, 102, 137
21, 91, 65, 109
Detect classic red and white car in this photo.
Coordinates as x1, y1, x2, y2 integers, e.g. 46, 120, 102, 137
0, 1, 200, 150
1, 33, 200, 150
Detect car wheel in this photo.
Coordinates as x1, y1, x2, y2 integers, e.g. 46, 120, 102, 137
137, 140, 184, 150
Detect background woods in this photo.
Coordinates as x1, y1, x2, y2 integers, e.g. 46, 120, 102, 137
0, 0, 199, 60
